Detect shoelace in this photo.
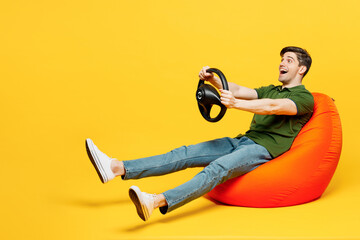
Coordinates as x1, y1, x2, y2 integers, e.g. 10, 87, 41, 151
147, 194, 157, 208
150, 194, 157, 201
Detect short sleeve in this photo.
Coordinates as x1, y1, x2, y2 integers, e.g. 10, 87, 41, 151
288, 90, 314, 115
255, 85, 274, 99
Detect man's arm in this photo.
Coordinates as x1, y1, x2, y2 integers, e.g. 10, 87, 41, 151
199, 66, 258, 100
220, 89, 298, 115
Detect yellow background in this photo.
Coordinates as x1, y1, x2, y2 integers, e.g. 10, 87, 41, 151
1, 0, 360, 239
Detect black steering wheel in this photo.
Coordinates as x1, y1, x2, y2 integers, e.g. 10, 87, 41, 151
196, 68, 229, 122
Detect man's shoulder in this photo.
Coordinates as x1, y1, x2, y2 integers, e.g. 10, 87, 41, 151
288, 85, 314, 115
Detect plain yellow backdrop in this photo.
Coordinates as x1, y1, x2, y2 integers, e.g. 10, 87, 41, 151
1, 0, 360, 239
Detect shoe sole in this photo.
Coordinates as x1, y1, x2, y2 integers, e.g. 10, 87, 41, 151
85, 139, 106, 183
129, 186, 148, 221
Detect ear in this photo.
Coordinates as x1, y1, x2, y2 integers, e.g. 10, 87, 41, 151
298, 66, 307, 75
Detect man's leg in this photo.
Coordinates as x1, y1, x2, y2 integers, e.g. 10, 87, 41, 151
86, 137, 238, 183
121, 137, 239, 179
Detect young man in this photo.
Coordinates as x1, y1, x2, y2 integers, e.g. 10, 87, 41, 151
85, 46, 314, 221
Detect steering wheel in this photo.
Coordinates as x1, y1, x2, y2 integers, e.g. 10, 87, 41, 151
196, 68, 229, 122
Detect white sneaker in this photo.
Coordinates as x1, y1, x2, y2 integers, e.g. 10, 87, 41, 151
129, 186, 156, 221
85, 138, 115, 183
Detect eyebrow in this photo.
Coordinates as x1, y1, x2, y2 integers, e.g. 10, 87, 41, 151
282, 56, 295, 61
287, 56, 295, 60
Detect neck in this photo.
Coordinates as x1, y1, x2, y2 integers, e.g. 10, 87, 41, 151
281, 76, 303, 89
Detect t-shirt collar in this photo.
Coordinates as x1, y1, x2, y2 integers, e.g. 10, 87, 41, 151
274, 84, 305, 92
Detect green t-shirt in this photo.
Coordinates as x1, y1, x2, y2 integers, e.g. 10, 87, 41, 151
238, 84, 314, 157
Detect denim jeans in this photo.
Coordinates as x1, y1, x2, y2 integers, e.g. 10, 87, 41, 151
122, 137, 272, 214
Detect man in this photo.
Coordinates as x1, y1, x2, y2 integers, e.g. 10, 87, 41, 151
85, 46, 314, 221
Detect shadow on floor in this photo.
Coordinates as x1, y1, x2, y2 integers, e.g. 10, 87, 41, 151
51, 196, 130, 208
121, 199, 219, 232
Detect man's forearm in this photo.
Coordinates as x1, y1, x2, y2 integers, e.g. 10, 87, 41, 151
232, 98, 297, 115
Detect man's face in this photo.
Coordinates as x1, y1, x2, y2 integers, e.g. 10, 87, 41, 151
278, 52, 303, 84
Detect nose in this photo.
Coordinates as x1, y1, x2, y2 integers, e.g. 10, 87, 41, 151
280, 60, 286, 68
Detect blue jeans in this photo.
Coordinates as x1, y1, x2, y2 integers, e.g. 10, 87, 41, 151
122, 137, 272, 214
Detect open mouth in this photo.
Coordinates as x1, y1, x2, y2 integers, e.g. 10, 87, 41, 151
280, 69, 288, 75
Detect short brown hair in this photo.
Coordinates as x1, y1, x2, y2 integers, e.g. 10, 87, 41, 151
280, 46, 312, 78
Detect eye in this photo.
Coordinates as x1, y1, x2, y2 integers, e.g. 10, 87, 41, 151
287, 59, 292, 63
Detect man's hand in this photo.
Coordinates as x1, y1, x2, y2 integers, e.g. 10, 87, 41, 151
198, 66, 214, 80
220, 89, 237, 109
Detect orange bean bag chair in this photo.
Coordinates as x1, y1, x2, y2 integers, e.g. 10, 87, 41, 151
208, 93, 342, 207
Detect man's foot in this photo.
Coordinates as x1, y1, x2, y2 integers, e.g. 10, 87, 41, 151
129, 186, 156, 221
85, 138, 115, 183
